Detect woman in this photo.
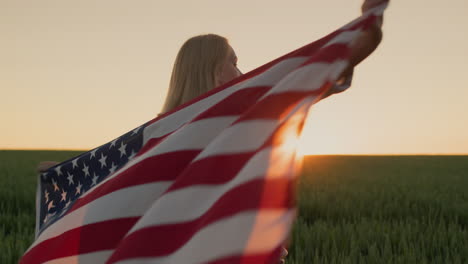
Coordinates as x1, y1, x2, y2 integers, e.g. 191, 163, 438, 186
37, 1, 384, 261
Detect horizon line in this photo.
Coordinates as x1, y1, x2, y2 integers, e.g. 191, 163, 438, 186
1, 148, 467, 156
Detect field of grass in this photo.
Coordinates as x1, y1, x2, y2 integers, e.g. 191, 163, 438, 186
1, 150, 467, 263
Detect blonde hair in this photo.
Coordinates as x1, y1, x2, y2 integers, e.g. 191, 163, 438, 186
161, 34, 230, 113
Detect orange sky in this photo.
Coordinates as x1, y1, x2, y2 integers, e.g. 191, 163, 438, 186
1, 0, 467, 154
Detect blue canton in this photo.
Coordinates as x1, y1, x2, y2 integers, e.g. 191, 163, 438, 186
37, 124, 147, 236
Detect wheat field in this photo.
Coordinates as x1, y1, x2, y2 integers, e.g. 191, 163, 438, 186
1, 151, 467, 263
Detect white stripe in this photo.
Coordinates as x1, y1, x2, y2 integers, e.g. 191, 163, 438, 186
114, 210, 292, 264
147, 116, 238, 156
142, 57, 309, 143
323, 30, 361, 47
27, 182, 171, 253
127, 145, 295, 233
235, 57, 309, 89
43, 250, 113, 264
264, 61, 348, 97
142, 85, 242, 143
194, 120, 278, 161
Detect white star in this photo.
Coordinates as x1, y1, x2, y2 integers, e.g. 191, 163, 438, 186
75, 182, 82, 195
131, 126, 141, 135
44, 190, 49, 202
60, 190, 67, 202
90, 148, 98, 159
118, 142, 127, 158
67, 172, 74, 186
109, 162, 117, 174
47, 201, 55, 211
54, 165, 62, 176
82, 163, 90, 177
110, 138, 118, 148
99, 153, 107, 168
92, 173, 99, 186
52, 178, 59, 191
72, 158, 79, 169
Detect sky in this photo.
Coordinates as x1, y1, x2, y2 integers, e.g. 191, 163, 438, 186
1, 0, 467, 155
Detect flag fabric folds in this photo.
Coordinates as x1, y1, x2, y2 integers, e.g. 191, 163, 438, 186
21, 3, 388, 264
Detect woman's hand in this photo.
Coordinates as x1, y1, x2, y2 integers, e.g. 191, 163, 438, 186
361, 0, 385, 27
332, 0, 385, 92
344, 0, 385, 70
278, 247, 288, 264
37, 161, 60, 173
361, 0, 386, 14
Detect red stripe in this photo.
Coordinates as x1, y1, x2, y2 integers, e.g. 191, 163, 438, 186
20, 218, 138, 264
234, 91, 321, 122
301, 44, 350, 66
167, 153, 253, 191
106, 177, 291, 263
192, 86, 269, 121
138, 135, 169, 155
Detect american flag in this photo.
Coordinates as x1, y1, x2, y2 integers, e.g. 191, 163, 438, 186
21, 3, 387, 264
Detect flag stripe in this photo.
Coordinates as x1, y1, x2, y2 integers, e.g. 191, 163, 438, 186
193, 120, 278, 160
144, 117, 239, 156
261, 61, 347, 98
